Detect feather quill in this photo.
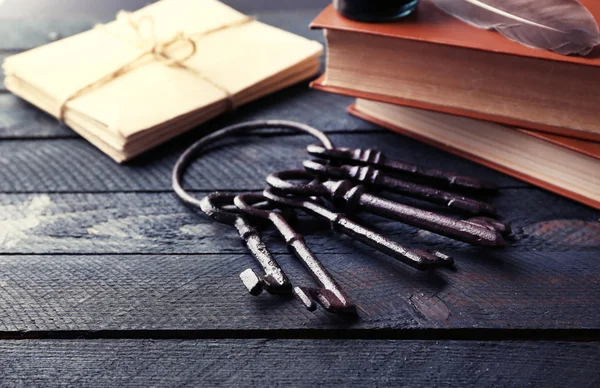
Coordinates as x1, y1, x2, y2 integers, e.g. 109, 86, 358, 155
429, 0, 600, 56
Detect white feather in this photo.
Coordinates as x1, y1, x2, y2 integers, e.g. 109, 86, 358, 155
430, 0, 600, 55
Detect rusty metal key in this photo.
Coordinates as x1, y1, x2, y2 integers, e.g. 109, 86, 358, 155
324, 180, 507, 247
199, 192, 293, 296
304, 159, 497, 215
263, 188, 454, 271
235, 193, 357, 314
307, 144, 497, 192
267, 170, 506, 248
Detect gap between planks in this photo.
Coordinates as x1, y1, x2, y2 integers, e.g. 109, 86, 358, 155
0, 328, 599, 341
0, 49, 24, 55
2, 246, 579, 256
0, 186, 539, 195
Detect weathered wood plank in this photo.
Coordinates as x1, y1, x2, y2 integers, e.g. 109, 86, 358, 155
0, 18, 98, 51
0, 133, 526, 192
0, 251, 597, 331
0, 95, 74, 138
0, 340, 598, 387
257, 9, 326, 46
0, 190, 597, 254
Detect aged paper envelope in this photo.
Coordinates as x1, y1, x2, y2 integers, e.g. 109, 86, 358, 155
4, 0, 323, 161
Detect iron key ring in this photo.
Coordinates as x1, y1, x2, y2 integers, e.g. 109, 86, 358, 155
172, 120, 335, 208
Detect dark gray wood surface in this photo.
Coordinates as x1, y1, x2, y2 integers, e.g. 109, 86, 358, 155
1, 340, 598, 387
0, 189, 597, 254
0, 1, 599, 386
0, 252, 598, 332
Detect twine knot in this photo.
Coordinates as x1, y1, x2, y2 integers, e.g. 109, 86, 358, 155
118, 11, 197, 67
58, 11, 249, 122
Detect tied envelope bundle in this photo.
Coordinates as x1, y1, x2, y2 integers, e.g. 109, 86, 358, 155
3, 0, 323, 162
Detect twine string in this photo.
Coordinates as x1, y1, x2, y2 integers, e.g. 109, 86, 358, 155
58, 11, 252, 121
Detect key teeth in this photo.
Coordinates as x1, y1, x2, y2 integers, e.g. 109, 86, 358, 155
262, 274, 294, 295
241, 269, 293, 296
306, 144, 325, 156
467, 216, 511, 236
294, 287, 317, 311
294, 287, 358, 315
315, 289, 358, 315
412, 249, 454, 269
240, 268, 264, 296
431, 250, 455, 267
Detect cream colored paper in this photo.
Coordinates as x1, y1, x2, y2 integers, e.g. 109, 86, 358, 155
3, 0, 323, 162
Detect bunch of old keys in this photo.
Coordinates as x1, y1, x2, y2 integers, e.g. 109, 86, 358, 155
173, 120, 510, 316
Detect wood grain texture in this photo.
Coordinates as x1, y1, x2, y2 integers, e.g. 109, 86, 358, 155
1, 2, 597, 385
0, 95, 74, 138
0, 340, 598, 387
523, 220, 600, 247
0, 18, 98, 51
257, 10, 326, 46
0, 133, 528, 193
0, 190, 597, 254
0, 251, 597, 331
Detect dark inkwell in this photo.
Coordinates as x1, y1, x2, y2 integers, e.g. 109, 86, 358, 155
333, 0, 420, 22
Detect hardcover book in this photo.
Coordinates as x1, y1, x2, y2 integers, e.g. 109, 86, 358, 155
351, 98, 600, 210
311, 0, 600, 142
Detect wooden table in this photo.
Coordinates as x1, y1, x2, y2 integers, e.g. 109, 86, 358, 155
0, 1, 599, 386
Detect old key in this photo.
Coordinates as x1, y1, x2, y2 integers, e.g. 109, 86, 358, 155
307, 144, 497, 192
263, 187, 454, 270
304, 159, 496, 215
267, 170, 507, 247
235, 193, 357, 314
199, 192, 293, 296
172, 119, 510, 313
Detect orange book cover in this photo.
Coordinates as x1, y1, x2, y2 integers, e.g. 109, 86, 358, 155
348, 103, 600, 210
311, 1, 600, 142
311, 1, 600, 66
520, 130, 600, 160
